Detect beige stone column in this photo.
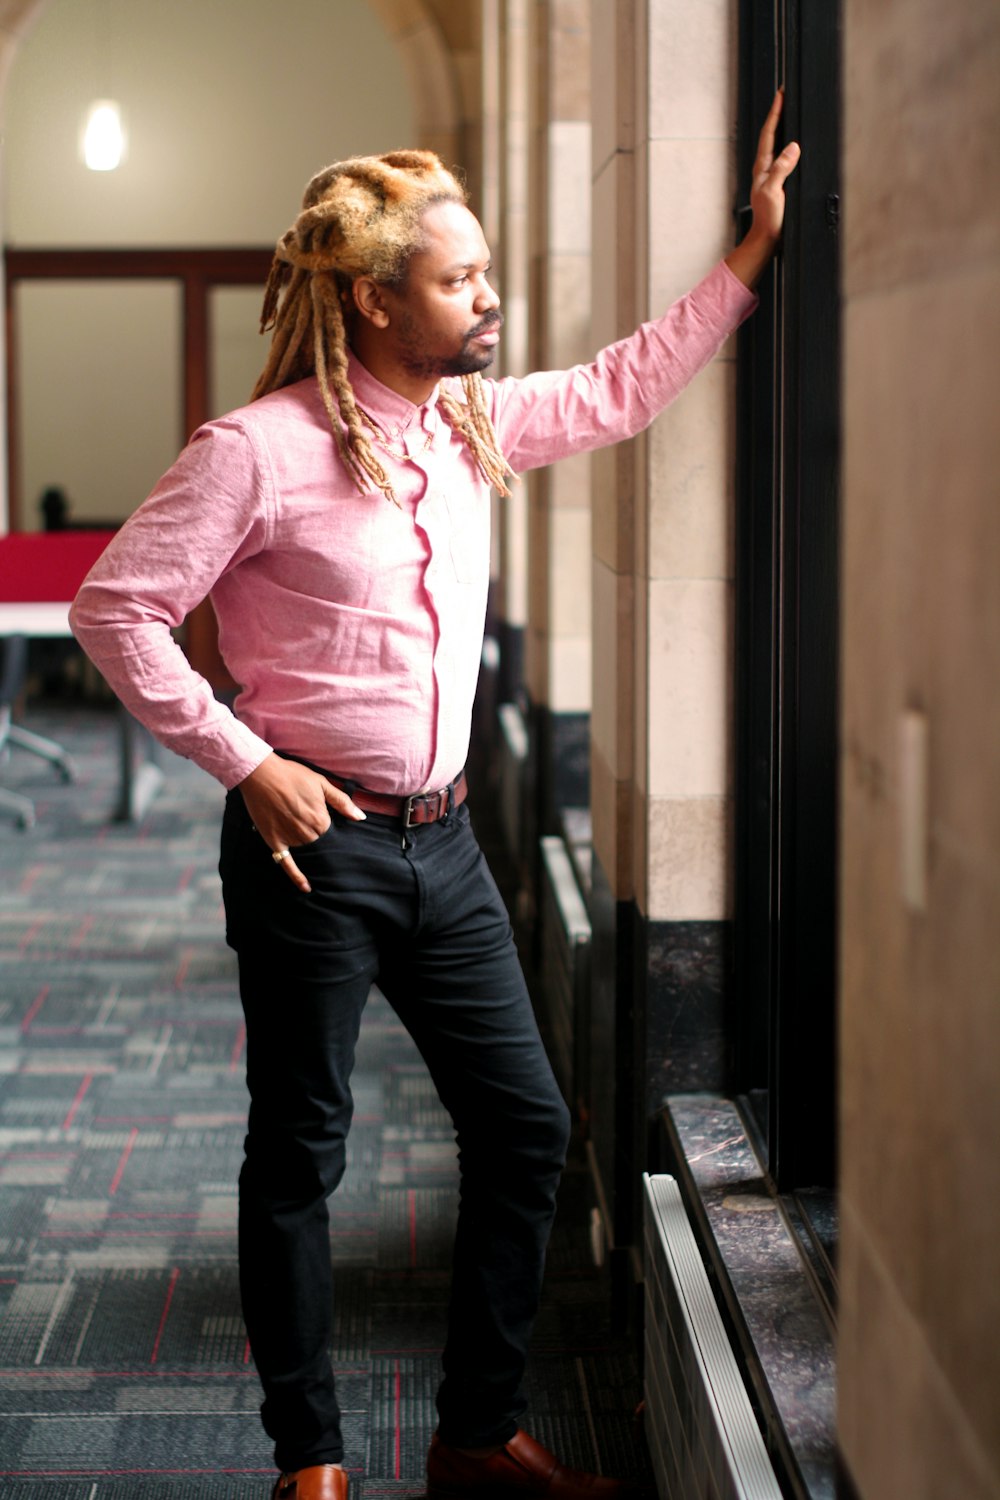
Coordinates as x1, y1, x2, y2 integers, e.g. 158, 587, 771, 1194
524, 0, 592, 818
591, 0, 737, 921
634, 0, 738, 926
587, 0, 740, 1263
590, 0, 636, 904
492, 0, 531, 687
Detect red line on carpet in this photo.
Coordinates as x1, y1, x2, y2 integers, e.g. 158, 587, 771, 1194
20, 984, 49, 1031
61, 1071, 94, 1131
150, 1266, 181, 1363
108, 1127, 139, 1194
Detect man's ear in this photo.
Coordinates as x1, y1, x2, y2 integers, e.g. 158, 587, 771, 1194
352, 276, 391, 330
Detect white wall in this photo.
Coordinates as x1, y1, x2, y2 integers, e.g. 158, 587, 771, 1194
3, 0, 415, 527
3, 0, 414, 246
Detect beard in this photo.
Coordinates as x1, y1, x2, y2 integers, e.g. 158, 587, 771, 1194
396, 312, 503, 380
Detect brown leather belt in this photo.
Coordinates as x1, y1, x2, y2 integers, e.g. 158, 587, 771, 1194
328, 769, 468, 828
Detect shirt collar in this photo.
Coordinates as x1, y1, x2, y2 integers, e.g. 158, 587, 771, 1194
346, 350, 439, 437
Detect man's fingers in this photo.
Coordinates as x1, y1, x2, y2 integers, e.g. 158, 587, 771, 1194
320, 778, 367, 822
754, 140, 801, 193
756, 87, 784, 158
769, 141, 801, 184
276, 851, 311, 894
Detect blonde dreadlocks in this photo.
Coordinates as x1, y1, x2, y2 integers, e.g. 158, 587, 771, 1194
252, 150, 514, 504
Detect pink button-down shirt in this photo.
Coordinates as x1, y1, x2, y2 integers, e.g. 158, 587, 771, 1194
70, 261, 755, 794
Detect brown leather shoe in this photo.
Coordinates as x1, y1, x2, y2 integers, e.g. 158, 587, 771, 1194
426, 1429, 640, 1498
272, 1465, 348, 1500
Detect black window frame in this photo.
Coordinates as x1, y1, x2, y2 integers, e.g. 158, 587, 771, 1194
732, 0, 842, 1196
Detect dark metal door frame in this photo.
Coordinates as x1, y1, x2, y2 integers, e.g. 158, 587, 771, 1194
733, 0, 842, 1190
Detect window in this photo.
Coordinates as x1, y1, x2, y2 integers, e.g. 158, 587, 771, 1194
732, 0, 842, 1210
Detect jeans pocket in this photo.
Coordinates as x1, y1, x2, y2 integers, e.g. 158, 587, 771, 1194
289, 817, 338, 855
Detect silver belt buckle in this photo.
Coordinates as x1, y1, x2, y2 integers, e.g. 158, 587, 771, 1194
403, 791, 422, 828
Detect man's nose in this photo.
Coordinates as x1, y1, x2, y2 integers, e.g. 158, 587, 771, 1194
475, 278, 501, 312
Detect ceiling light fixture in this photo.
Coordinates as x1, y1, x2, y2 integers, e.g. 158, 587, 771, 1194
82, 98, 125, 172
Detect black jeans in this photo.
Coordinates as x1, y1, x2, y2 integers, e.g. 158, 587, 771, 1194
219, 789, 571, 1472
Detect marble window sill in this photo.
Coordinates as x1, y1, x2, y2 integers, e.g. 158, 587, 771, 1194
659, 1094, 837, 1500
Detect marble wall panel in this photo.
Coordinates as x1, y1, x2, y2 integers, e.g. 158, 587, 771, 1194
590, 557, 632, 782
550, 0, 590, 120
591, 148, 637, 348
839, 1204, 1000, 1500
843, 0, 1000, 299
543, 253, 592, 369
548, 448, 592, 510
646, 0, 733, 143
840, 2, 1000, 1490
647, 360, 736, 583
548, 121, 593, 256
590, 738, 616, 899
527, 475, 550, 626
642, 135, 735, 313
647, 578, 733, 800
549, 505, 592, 637
590, 443, 617, 576
840, 265, 1000, 1495
590, 0, 634, 170
548, 634, 591, 715
646, 796, 731, 924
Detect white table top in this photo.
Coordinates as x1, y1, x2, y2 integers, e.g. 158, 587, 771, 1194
0, 602, 72, 637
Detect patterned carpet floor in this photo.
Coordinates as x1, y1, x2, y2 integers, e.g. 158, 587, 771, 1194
0, 704, 650, 1497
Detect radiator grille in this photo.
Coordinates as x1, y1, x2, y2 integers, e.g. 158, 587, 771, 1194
497, 701, 528, 865
539, 834, 591, 1113
643, 1174, 781, 1500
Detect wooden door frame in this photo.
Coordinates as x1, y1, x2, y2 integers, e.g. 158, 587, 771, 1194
5, 247, 274, 685
4, 246, 274, 531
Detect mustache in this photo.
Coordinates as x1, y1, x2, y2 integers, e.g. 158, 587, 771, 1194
465, 311, 504, 341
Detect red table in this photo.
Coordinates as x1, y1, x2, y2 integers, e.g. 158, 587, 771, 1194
0, 529, 118, 612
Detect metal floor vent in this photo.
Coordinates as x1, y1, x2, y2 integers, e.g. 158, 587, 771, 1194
643, 1174, 782, 1500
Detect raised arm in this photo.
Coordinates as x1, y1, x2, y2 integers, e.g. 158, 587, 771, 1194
488, 92, 799, 472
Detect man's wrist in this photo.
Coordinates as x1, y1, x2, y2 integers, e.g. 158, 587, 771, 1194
725, 228, 780, 290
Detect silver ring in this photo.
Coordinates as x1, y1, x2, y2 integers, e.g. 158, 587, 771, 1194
272, 848, 290, 864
